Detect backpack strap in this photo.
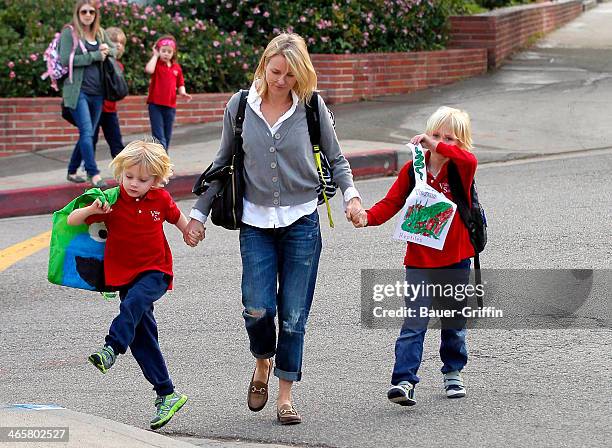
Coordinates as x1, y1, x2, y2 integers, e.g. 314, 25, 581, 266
447, 162, 483, 308
306, 92, 334, 228
64, 25, 87, 84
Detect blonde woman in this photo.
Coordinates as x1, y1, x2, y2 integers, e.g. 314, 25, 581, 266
61, 0, 115, 187
186, 33, 363, 424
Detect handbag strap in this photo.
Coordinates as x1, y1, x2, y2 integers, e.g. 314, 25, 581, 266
232, 89, 249, 158
305, 92, 334, 228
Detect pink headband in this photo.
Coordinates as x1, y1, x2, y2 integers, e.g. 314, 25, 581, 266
157, 39, 176, 50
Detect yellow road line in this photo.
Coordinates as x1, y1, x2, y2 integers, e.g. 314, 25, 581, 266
0, 230, 51, 273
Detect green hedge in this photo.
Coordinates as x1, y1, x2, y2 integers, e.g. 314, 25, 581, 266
1, 0, 449, 97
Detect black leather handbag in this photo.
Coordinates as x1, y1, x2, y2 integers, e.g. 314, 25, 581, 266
102, 57, 128, 102
192, 90, 248, 230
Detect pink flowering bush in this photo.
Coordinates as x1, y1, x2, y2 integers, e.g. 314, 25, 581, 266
0, 0, 258, 97
1, 0, 453, 97
162, 0, 449, 54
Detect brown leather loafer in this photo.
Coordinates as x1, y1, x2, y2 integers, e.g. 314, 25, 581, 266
277, 403, 302, 425
247, 359, 272, 412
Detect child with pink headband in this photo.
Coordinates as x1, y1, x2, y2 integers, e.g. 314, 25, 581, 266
145, 34, 192, 151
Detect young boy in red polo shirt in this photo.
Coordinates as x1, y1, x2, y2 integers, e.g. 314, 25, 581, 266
67, 138, 200, 430
145, 35, 192, 151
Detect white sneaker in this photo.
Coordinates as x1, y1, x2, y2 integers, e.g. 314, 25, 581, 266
387, 381, 416, 406
443, 370, 466, 398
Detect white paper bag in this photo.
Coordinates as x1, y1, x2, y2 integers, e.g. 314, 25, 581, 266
393, 144, 457, 250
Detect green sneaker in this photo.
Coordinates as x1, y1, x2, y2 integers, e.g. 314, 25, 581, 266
150, 392, 188, 430
88, 346, 116, 374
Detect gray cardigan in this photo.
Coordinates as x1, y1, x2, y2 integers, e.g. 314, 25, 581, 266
193, 91, 355, 217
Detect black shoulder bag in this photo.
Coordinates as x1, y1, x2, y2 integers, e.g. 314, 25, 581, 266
192, 90, 248, 230
102, 57, 128, 102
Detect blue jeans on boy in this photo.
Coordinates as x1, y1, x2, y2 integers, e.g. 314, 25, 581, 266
93, 111, 124, 158
67, 92, 103, 177
391, 258, 471, 386
148, 103, 176, 151
239, 211, 322, 382
105, 271, 174, 396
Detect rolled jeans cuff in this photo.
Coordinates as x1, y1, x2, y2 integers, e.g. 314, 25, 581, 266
250, 349, 275, 360
274, 366, 302, 382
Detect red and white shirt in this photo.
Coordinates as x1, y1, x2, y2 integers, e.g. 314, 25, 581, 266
366, 142, 477, 268
86, 185, 181, 288
147, 60, 185, 108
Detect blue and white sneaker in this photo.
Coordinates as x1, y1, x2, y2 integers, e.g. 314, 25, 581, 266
443, 370, 466, 398
387, 381, 416, 406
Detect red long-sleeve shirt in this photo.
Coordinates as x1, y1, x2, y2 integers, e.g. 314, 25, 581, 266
366, 142, 477, 268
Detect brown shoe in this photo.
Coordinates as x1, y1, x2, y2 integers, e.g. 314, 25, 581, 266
276, 403, 302, 425
247, 359, 272, 412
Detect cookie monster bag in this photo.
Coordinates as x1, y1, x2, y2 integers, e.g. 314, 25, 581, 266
48, 187, 119, 292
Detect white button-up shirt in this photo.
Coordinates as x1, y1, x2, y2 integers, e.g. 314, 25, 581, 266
190, 83, 360, 228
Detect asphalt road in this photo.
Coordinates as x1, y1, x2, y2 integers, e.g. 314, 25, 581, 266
1, 151, 610, 448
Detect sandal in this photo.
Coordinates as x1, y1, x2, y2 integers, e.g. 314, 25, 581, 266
88, 176, 108, 188
277, 403, 302, 425
66, 173, 86, 183
247, 359, 272, 412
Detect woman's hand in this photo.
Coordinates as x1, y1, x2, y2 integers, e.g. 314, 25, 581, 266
410, 133, 439, 152
99, 43, 109, 60
184, 218, 206, 246
352, 209, 368, 228
345, 197, 364, 223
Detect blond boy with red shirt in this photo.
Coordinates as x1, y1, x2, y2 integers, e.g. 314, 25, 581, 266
67, 139, 199, 429
354, 107, 477, 406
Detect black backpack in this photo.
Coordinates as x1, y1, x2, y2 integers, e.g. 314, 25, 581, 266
408, 161, 487, 307
102, 57, 128, 102
305, 92, 338, 205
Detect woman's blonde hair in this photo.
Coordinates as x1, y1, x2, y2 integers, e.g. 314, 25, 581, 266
253, 33, 317, 103
110, 138, 173, 186
426, 106, 473, 151
72, 0, 103, 41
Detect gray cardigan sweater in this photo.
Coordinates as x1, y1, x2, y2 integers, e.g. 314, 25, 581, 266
193, 91, 355, 217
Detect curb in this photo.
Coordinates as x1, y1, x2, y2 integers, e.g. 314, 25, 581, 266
0, 150, 400, 219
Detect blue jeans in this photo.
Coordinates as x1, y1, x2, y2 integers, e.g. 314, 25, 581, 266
391, 258, 471, 386
93, 111, 124, 158
105, 271, 174, 396
67, 92, 103, 176
239, 211, 322, 382
148, 103, 176, 151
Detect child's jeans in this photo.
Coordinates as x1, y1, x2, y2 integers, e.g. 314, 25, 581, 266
239, 211, 322, 382
93, 111, 124, 158
391, 258, 471, 386
105, 271, 174, 396
148, 103, 176, 151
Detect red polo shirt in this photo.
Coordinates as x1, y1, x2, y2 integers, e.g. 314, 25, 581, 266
86, 185, 181, 289
366, 142, 477, 268
147, 60, 184, 108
